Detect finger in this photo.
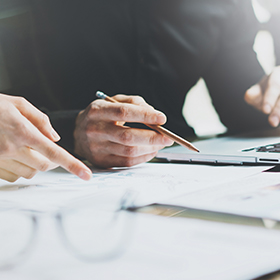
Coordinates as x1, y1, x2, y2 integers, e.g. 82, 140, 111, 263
91, 141, 166, 158
111, 126, 174, 146
89, 100, 166, 124
1, 113, 92, 180
93, 152, 158, 168
268, 99, 280, 127
0, 159, 38, 180
0, 167, 20, 182
27, 133, 92, 180
112, 94, 154, 109
16, 147, 59, 172
11, 96, 60, 142
244, 84, 263, 110
263, 84, 280, 114
88, 123, 174, 146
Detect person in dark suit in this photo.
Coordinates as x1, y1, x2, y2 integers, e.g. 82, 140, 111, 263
244, 0, 280, 126
0, 0, 278, 181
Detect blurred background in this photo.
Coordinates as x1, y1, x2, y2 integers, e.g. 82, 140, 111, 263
183, 0, 280, 137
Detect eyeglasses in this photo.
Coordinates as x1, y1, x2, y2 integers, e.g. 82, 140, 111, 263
0, 191, 136, 269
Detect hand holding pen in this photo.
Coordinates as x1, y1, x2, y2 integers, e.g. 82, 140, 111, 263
73, 93, 176, 168
96, 91, 199, 152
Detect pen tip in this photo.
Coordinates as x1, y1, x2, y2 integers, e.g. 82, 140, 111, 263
192, 147, 200, 153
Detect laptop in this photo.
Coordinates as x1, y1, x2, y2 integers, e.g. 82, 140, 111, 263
156, 127, 280, 165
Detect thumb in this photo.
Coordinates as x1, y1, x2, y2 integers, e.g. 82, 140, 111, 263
244, 84, 263, 110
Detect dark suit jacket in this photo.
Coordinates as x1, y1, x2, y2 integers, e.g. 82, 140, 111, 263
0, 0, 270, 154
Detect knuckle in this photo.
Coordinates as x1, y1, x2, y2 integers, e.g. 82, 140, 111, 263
120, 157, 135, 167
148, 134, 158, 145
18, 125, 38, 146
118, 130, 133, 145
65, 162, 79, 175
40, 113, 51, 127
116, 105, 129, 120
88, 102, 102, 116
45, 146, 60, 161
14, 96, 29, 109
15, 121, 29, 137
0, 141, 12, 156
38, 161, 51, 172
131, 95, 145, 104
89, 102, 98, 111
123, 146, 137, 157
135, 95, 145, 102
15, 96, 27, 105
142, 109, 151, 122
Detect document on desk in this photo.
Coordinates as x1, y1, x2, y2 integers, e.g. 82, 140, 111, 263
2, 213, 280, 280
0, 163, 267, 211
159, 168, 280, 220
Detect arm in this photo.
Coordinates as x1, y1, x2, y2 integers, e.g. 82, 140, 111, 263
203, 0, 271, 134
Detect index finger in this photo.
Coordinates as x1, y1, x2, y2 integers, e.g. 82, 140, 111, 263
112, 94, 154, 109
260, 71, 280, 114
27, 130, 92, 180
263, 84, 280, 114
90, 101, 167, 125
244, 84, 263, 110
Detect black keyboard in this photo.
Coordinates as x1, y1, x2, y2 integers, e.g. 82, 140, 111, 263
242, 143, 280, 153
256, 143, 280, 153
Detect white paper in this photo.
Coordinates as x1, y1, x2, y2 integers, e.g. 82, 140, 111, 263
0, 163, 267, 211
161, 169, 280, 220
1, 213, 280, 280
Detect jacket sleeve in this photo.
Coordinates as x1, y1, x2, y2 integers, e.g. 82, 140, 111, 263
45, 110, 80, 155
0, 4, 82, 156
203, 0, 270, 134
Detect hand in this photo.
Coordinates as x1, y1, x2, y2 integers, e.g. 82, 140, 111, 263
74, 94, 174, 168
245, 66, 280, 127
0, 94, 92, 182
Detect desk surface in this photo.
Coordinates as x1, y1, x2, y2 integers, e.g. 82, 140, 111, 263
1, 163, 280, 279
